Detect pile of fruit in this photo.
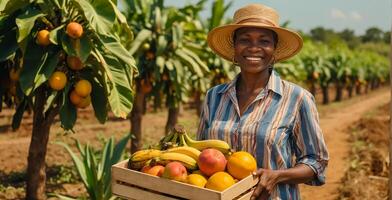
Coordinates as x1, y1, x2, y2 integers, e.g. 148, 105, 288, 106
127, 126, 257, 192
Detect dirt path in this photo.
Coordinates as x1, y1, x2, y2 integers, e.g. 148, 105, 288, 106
300, 88, 390, 200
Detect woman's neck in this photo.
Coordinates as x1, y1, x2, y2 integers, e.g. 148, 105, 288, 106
237, 70, 270, 94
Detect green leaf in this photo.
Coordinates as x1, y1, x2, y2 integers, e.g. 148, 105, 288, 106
12, 98, 27, 130
0, 27, 18, 62
1, 0, 29, 14
128, 29, 152, 55
71, 0, 115, 35
97, 34, 137, 69
90, 77, 108, 124
15, 9, 45, 43
175, 48, 203, 77
62, 34, 91, 62
60, 85, 77, 130
102, 53, 134, 118
19, 38, 48, 95
55, 141, 88, 188
48, 24, 65, 45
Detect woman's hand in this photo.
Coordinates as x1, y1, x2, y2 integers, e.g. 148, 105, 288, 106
250, 168, 281, 200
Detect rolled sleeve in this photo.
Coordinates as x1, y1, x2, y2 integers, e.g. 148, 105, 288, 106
292, 92, 329, 186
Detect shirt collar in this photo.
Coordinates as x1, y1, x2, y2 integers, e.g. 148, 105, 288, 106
217, 69, 283, 96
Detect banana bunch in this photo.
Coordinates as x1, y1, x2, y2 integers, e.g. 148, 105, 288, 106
128, 125, 232, 171
157, 125, 231, 154
128, 146, 201, 171
128, 149, 162, 170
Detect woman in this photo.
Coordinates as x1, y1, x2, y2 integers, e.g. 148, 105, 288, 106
197, 4, 329, 200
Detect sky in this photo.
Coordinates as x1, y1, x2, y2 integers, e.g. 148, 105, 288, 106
165, 0, 391, 35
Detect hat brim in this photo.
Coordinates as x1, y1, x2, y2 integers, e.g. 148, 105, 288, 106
207, 24, 303, 62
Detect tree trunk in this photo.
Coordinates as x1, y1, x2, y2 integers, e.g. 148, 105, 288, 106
26, 87, 57, 200
334, 81, 343, 102
130, 83, 146, 153
165, 106, 179, 135
194, 91, 202, 117
365, 83, 369, 93
347, 84, 354, 98
355, 84, 362, 95
321, 85, 329, 104
309, 82, 317, 96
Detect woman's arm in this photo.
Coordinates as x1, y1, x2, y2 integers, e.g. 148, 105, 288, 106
250, 164, 315, 200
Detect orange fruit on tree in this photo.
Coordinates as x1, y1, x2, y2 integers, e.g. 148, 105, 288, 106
205, 172, 235, 191
36, 30, 51, 46
66, 22, 83, 39
227, 151, 257, 180
49, 71, 67, 91
76, 95, 91, 109
187, 174, 207, 188
74, 79, 92, 97
67, 56, 84, 70
69, 90, 83, 105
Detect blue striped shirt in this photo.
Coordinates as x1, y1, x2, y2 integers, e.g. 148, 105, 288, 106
197, 70, 329, 200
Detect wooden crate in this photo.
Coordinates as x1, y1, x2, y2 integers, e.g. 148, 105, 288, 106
112, 160, 259, 200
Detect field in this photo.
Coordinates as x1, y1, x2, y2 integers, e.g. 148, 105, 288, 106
0, 86, 389, 199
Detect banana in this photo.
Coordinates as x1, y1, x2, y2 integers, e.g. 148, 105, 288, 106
128, 159, 152, 170
166, 146, 201, 161
157, 152, 198, 170
130, 149, 162, 162
183, 133, 231, 154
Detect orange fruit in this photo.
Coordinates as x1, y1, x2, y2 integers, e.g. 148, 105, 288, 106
227, 151, 257, 180
66, 22, 83, 39
187, 174, 207, 188
74, 79, 92, 97
67, 56, 84, 70
69, 90, 83, 105
76, 95, 91, 109
9, 68, 20, 81
205, 172, 235, 191
36, 30, 51, 46
49, 71, 67, 91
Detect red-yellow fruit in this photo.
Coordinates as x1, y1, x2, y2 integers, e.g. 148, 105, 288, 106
198, 148, 227, 176
67, 56, 84, 70
187, 174, 207, 188
69, 90, 83, 105
49, 71, 67, 91
142, 165, 165, 177
162, 161, 188, 182
205, 172, 235, 191
76, 95, 91, 109
66, 22, 83, 39
74, 79, 92, 97
36, 30, 51, 46
227, 151, 257, 180
9, 68, 20, 81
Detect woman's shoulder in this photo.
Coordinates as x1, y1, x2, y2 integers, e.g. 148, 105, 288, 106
281, 80, 314, 100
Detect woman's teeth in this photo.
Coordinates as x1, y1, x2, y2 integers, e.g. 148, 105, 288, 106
245, 57, 262, 61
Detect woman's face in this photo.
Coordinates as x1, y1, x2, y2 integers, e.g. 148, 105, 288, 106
233, 27, 276, 74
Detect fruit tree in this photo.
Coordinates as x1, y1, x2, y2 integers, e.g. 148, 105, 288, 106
0, 0, 137, 199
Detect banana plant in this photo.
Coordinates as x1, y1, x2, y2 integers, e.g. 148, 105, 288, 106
191, 0, 235, 116
299, 40, 332, 102
123, 0, 209, 152
328, 47, 351, 102
53, 134, 130, 200
0, 0, 136, 198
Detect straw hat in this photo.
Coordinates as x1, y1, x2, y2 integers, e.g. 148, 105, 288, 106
207, 4, 303, 62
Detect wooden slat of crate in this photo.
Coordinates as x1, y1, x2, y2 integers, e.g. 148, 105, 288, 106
112, 160, 259, 200
112, 182, 178, 200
